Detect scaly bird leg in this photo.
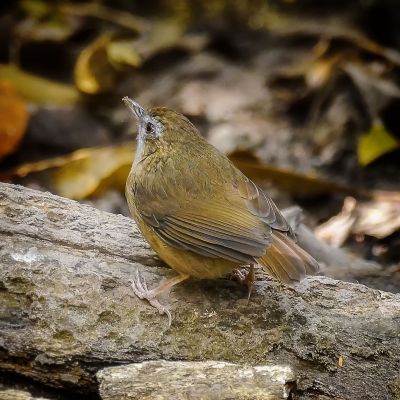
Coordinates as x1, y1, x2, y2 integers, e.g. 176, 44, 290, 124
129, 270, 189, 327
245, 263, 255, 302
230, 263, 255, 303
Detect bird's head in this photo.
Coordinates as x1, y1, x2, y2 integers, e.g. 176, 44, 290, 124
123, 96, 210, 170
123, 96, 200, 145
122, 97, 164, 142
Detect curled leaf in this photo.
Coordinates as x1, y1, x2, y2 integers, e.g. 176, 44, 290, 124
74, 35, 117, 94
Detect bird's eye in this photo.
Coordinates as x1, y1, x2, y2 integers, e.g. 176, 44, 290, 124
145, 122, 154, 134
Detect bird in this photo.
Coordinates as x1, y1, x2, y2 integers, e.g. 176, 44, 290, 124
123, 96, 319, 325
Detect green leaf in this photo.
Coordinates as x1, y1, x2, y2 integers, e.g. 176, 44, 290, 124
358, 121, 399, 166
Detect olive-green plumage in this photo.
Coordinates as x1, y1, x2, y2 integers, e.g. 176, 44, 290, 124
124, 98, 318, 309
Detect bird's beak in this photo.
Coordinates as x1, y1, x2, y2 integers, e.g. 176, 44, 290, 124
122, 96, 147, 120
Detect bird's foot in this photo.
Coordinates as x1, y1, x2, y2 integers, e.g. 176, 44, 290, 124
230, 269, 246, 282
230, 264, 255, 304
129, 270, 172, 327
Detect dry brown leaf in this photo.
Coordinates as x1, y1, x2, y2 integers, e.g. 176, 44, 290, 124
74, 35, 117, 94
53, 145, 132, 199
74, 18, 187, 94
0, 142, 136, 200
315, 197, 358, 247
316, 196, 400, 244
230, 155, 359, 196
0, 64, 79, 105
353, 201, 400, 239
5, 144, 134, 200
0, 81, 29, 160
6, 142, 400, 205
51, 145, 133, 199
6, 142, 352, 199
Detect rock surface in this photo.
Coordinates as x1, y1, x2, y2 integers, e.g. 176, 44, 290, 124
0, 183, 399, 399
97, 361, 295, 400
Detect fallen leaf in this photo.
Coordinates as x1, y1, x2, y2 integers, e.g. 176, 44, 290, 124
74, 18, 187, 94
0, 81, 29, 160
11, 144, 134, 200
107, 38, 142, 69
358, 120, 399, 166
74, 35, 117, 94
5, 142, 353, 199
230, 154, 359, 196
5, 143, 400, 203
315, 197, 358, 247
353, 201, 400, 239
0, 64, 79, 105
51, 145, 133, 199
316, 196, 400, 243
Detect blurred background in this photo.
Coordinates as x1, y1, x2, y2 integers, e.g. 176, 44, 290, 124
0, 0, 399, 291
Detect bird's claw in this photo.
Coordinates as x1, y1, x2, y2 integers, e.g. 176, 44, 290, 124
230, 269, 247, 282
129, 270, 172, 327
230, 266, 255, 304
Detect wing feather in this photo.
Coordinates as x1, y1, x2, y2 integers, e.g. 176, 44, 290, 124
161, 223, 256, 263
132, 165, 294, 264
238, 178, 294, 237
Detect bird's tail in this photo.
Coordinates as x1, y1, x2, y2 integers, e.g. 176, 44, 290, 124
257, 231, 319, 283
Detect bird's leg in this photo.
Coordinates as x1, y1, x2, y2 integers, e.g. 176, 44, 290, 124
230, 263, 255, 303
245, 263, 255, 302
130, 270, 189, 326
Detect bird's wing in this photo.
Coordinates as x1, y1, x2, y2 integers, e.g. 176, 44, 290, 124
133, 170, 292, 264
235, 175, 294, 238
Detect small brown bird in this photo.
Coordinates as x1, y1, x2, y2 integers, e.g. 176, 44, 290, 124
123, 97, 318, 324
